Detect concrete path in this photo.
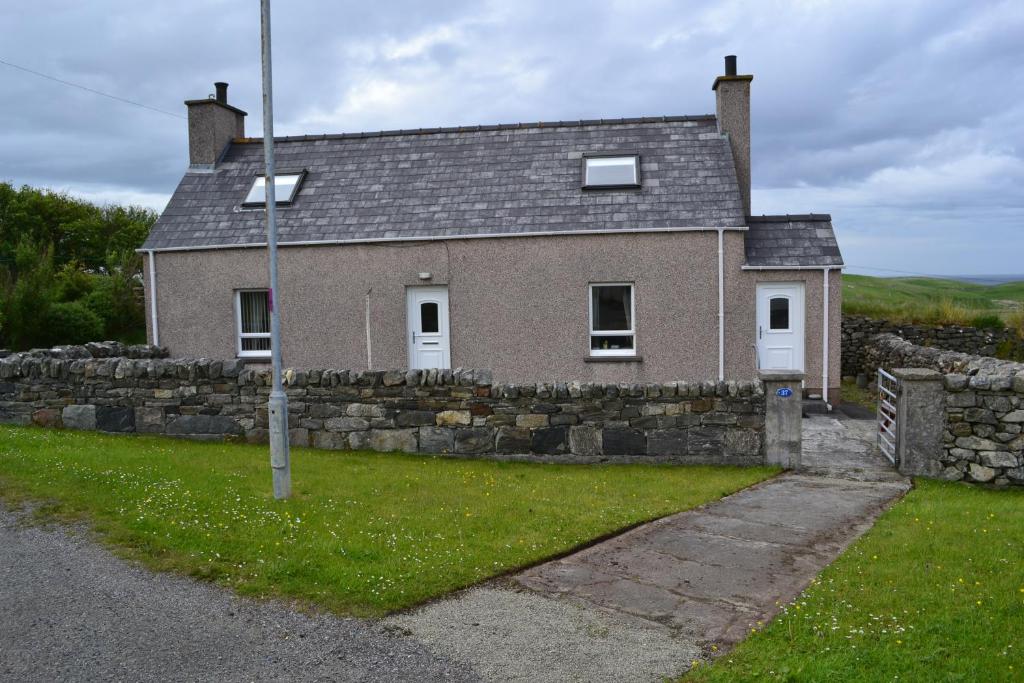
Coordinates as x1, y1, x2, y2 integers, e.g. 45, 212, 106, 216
801, 414, 906, 482
391, 420, 910, 682
0, 508, 476, 683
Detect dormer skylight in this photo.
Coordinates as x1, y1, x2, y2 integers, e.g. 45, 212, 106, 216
582, 154, 640, 189
242, 171, 305, 207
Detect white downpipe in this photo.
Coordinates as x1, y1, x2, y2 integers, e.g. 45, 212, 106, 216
365, 288, 373, 370
147, 250, 159, 346
822, 267, 830, 406
717, 229, 725, 381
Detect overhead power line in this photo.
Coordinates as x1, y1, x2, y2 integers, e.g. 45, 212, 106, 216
0, 57, 185, 119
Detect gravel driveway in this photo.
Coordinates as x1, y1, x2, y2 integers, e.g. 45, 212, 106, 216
0, 508, 476, 682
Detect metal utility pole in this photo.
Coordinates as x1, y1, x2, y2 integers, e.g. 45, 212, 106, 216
260, 0, 291, 499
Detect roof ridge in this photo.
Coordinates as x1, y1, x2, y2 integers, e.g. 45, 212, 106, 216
233, 114, 718, 144
747, 213, 833, 222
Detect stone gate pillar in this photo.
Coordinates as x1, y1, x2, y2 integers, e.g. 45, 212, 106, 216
760, 370, 804, 468
892, 368, 945, 477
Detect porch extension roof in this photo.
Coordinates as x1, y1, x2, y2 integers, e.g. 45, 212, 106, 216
141, 116, 747, 251
744, 214, 844, 268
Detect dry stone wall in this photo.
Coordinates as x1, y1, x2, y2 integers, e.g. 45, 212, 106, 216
842, 315, 1023, 377
0, 346, 765, 464
863, 334, 1024, 486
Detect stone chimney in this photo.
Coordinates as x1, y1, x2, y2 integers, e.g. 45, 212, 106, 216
712, 56, 753, 216
184, 82, 247, 168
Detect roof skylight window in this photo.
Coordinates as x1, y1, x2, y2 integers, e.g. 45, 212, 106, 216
242, 171, 305, 207
583, 154, 640, 189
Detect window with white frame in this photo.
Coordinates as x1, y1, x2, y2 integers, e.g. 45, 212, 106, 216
241, 171, 305, 207
582, 154, 640, 188
236, 290, 271, 357
589, 283, 635, 355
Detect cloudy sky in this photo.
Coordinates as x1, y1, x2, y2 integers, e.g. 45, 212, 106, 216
2, 0, 1021, 276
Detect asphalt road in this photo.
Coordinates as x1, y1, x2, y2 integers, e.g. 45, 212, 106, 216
0, 507, 476, 682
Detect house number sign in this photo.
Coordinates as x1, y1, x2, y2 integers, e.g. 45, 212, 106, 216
776, 387, 793, 398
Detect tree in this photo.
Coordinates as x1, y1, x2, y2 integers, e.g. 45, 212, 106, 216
0, 183, 156, 349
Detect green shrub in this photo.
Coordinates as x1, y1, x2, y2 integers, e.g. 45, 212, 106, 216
969, 313, 1005, 330
54, 262, 95, 302
42, 302, 104, 345
0, 238, 57, 349
82, 268, 144, 341
994, 339, 1024, 362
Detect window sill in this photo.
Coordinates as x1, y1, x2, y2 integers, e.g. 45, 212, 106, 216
236, 356, 272, 364
584, 355, 643, 363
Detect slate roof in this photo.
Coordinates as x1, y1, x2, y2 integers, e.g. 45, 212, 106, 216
141, 116, 747, 251
744, 215, 844, 267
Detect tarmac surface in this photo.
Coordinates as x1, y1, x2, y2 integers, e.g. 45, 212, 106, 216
0, 509, 476, 683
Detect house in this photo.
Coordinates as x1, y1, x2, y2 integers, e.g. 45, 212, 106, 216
140, 57, 843, 403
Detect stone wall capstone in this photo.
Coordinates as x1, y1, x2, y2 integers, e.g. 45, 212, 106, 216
0, 346, 766, 464
842, 315, 1023, 378
863, 334, 1024, 486
0, 341, 169, 361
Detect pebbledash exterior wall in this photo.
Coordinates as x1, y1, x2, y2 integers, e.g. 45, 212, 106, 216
144, 231, 840, 396
842, 315, 1024, 377
859, 334, 1024, 486
0, 344, 766, 463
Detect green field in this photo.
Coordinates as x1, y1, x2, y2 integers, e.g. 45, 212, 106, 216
0, 426, 775, 616
842, 274, 1024, 329
686, 479, 1024, 682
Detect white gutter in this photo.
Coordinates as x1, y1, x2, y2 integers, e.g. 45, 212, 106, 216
741, 264, 845, 271
137, 225, 750, 254
717, 228, 725, 381
147, 249, 159, 346
822, 267, 830, 407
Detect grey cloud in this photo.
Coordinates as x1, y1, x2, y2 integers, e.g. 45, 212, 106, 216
1, 0, 1021, 275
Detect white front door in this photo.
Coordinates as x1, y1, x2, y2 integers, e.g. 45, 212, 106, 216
407, 286, 451, 370
756, 282, 805, 371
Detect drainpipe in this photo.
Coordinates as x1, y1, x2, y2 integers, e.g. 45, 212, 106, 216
365, 288, 373, 370
717, 228, 725, 381
822, 267, 830, 407
147, 250, 159, 346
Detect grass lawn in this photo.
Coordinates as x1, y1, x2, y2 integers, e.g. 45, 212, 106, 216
843, 274, 1024, 329
0, 425, 776, 616
685, 479, 1024, 682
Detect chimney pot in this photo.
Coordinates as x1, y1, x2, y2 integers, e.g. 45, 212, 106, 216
214, 82, 228, 104
724, 55, 737, 76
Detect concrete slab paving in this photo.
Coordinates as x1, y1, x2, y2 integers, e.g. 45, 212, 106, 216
515, 474, 908, 637
389, 587, 699, 683
801, 414, 904, 482
392, 460, 909, 682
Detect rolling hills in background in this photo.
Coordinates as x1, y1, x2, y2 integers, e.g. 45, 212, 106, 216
842, 274, 1024, 328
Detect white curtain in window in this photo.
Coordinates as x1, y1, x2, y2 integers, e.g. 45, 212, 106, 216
239, 291, 271, 352
240, 291, 269, 334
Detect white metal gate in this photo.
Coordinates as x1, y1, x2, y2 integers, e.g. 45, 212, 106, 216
876, 368, 899, 465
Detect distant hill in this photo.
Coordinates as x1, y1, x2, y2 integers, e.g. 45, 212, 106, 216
842, 274, 1024, 329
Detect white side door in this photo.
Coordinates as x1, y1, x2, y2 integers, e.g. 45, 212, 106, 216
407, 286, 451, 370
756, 282, 804, 371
